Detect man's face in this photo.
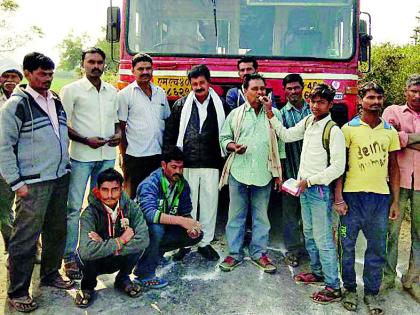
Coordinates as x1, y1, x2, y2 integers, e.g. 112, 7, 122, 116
284, 81, 304, 105
25, 67, 54, 92
190, 75, 210, 99
162, 160, 184, 183
309, 96, 333, 119
83, 52, 105, 78
360, 90, 384, 113
405, 84, 420, 113
244, 78, 266, 105
99, 180, 122, 208
238, 62, 256, 80
132, 61, 153, 84
1, 72, 21, 93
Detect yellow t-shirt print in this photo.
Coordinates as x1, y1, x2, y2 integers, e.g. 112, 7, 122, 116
342, 117, 400, 194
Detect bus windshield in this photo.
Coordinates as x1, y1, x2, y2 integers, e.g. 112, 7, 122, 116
127, 0, 355, 60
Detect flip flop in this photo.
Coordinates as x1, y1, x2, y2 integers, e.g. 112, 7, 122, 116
75, 290, 94, 308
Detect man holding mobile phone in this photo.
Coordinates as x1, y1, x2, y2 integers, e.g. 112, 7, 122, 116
60, 47, 120, 280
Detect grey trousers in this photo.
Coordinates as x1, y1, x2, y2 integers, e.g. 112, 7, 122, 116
0, 176, 14, 250
8, 174, 69, 299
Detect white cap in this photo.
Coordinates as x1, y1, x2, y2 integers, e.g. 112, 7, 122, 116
0, 58, 23, 78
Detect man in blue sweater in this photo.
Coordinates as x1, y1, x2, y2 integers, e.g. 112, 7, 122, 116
134, 147, 203, 289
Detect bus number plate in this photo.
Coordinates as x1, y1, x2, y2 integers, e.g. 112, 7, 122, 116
303, 80, 324, 99
154, 76, 191, 97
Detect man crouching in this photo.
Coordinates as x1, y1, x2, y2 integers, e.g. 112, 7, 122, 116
75, 168, 150, 308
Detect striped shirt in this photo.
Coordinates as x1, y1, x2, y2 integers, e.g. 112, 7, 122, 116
118, 81, 170, 157
278, 101, 311, 180
220, 103, 286, 187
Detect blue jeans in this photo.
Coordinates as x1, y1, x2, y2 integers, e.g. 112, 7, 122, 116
339, 192, 390, 295
300, 185, 340, 289
134, 223, 202, 279
64, 159, 115, 262
226, 175, 272, 261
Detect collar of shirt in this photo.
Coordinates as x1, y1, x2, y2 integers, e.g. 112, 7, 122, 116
133, 80, 157, 96
193, 93, 211, 107
80, 76, 107, 92
244, 101, 260, 112
25, 85, 53, 102
309, 114, 333, 129
285, 100, 310, 112
357, 117, 388, 130
103, 201, 120, 223
402, 104, 420, 116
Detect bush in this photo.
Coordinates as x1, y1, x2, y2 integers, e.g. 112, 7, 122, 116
361, 43, 420, 106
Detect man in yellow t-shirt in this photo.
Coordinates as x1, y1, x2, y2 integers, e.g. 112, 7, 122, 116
334, 82, 400, 314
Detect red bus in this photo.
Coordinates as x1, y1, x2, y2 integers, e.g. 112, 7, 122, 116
107, 0, 371, 123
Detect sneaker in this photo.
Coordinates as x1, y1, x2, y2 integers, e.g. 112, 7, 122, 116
219, 256, 242, 272
197, 245, 220, 261
134, 276, 168, 289
251, 254, 277, 274
172, 247, 191, 261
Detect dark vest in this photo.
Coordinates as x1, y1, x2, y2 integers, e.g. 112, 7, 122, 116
183, 98, 222, 168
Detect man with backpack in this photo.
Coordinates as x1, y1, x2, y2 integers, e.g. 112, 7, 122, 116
267, 83, 346, 304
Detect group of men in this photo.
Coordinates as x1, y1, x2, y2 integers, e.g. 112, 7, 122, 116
0, 50, 418, 314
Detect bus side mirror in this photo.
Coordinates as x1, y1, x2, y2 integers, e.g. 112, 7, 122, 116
106, 6, 121, 43
359, 13, 372, 72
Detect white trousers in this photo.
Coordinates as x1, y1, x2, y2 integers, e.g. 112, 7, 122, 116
183, 168, 219, 246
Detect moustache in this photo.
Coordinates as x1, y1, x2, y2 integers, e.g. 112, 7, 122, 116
172, 173, 183, 180
195, 88, 205, 93
92, 68, 102, 73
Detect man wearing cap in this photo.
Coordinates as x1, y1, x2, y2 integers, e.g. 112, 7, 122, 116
0, 60, 23, 252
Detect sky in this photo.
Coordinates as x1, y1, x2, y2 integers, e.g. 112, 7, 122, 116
2, 0, 419, 65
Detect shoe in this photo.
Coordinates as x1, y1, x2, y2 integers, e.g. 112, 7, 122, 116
284, 252, 299, 267
134, 276, 168, 289
172, 247, 191, 261
41, 274, 75, 289
64, 261, 83, 280
197, 245, 220, 261
219, 256, 242, 272
251, 254, 277, 274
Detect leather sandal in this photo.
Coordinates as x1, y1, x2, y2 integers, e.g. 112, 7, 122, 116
8, 295, 38, 313
115, 280, 142, 298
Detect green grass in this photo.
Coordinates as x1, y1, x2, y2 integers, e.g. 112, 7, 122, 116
50, 73, 78, 94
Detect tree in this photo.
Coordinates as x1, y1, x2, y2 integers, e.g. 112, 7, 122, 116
0, 0, 43, 52
411, 11, 420, 45
57, 29, 119, 84
361, 43, 420, 105
57, 32, 90, 71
